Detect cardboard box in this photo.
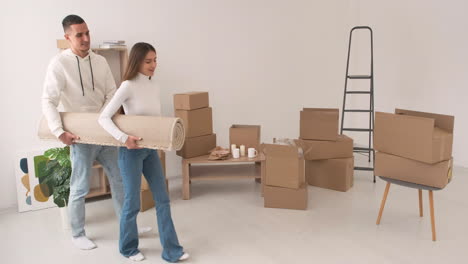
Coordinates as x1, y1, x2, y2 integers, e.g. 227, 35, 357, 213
264, 143, 305, 189
229, 125, 261, 150
141, 150, 166, 190
305, 157, 354, 192
140, 189, 154, 212
375, 152, 453, 189
300, 108, 339, 141
374, 109, 454, 164
173, 92, 209, 110
175, 107, 213, 138
295, 135, 353, 161
57, 39, 69, 49
177, 134, 217, 158
264, 183, 308, 210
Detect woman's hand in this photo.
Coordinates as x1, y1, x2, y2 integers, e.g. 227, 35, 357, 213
125, 135, 143, 149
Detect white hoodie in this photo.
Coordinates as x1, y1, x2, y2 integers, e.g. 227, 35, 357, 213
42, 49, 116, 138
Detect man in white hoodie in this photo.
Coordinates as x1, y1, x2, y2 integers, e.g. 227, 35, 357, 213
42, 15, 124, 250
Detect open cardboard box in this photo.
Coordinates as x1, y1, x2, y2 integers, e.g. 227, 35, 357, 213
374, 109, 454, 164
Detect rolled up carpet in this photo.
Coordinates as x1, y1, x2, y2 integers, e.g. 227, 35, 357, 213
38, 112, 185, 151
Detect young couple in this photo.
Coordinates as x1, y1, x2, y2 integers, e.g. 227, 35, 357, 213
42, 14, 188, 263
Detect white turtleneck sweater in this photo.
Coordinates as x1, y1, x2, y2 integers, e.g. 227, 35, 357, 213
42, 49, 116, 138
98, 73, 162, 143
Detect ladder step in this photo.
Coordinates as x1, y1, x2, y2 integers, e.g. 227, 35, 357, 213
346, 91, 371, 94
354, 147, 374, 151
342, 128, 373, 132
344, 109, 373, 113
347, 75, 372, 79
354, 166, 374, 171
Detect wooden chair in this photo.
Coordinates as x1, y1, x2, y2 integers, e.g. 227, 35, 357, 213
376, 176, 441, 241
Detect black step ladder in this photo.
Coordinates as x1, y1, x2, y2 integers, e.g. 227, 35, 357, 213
340, 26, 375, 182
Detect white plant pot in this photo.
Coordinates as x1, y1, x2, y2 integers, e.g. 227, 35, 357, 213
59, 206, 70, 230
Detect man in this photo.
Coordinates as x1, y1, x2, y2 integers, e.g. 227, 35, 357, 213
42, 14, 125, 250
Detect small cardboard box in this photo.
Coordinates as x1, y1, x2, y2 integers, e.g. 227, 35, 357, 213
374, 109, 454, 164
177, 134, 217, 158
57, 39, 70, 49
264, 183, 308, 210
263, 142, 305, 189
300, 108, 339, 141
305, 157, 354, 192
175, 107, 213, 138
140, 189, 154, 212
229, 125, 261, 150
375, 152, 453, 189
295, 135, 353, 161
173, 92, 209, 110
142, 150, 166, 190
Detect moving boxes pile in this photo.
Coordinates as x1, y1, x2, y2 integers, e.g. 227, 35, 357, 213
374, 109, 454, 188
174, 92, 217, 158
296, 108, 354, 192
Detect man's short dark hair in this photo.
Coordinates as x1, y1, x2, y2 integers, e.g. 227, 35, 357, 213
62, 15, 85, 32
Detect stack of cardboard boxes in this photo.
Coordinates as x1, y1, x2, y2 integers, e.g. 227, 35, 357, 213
297, 108, 354, 192
174, 92, 217, 158
263, 139, 308, 210
374, 109, 454, 188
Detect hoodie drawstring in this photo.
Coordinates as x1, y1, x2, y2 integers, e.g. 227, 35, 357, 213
89, 56, 95, 91
76, 55, 95, 96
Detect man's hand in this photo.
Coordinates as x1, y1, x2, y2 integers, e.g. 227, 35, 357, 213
58, 131, 80, 145
125, 135, 143, 149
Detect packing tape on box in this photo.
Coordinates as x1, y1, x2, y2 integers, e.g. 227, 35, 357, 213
38, 112, 185, 151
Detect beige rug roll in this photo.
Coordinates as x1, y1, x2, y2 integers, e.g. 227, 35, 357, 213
38, 113, 185, 151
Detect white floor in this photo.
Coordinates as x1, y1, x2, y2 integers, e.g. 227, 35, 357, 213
1, 164, 467, 264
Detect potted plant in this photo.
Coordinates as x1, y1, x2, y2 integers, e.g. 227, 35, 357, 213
37, 146, 72, 228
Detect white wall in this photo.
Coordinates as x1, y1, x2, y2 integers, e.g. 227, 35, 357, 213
1, 0, 466, 210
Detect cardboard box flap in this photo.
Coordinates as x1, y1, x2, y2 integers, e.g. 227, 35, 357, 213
395, 108, 454, 132
264, 138, 304, 158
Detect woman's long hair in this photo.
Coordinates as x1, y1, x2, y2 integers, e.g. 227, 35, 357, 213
122, 42, 156, 81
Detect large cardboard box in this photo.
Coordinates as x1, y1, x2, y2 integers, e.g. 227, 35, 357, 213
263, 143, 305, 189
229, 125, 261, 150
264, 184, 308, 210
177, 134, 217, 158
175, 107, 213, 138
374, 109, 454, 164
305, 157, 354, 192
300, 108, 339, 141
173, 92, 209, 110
142, 150, 166, 190
295, 135, 353, 161
375, 152, 453, 189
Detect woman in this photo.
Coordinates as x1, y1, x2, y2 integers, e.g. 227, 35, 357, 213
99, 42, 188, 263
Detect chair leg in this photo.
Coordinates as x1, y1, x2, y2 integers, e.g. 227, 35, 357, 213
418, 189, 423, 217
429, 190, 436, 241
376, 182, 391, 225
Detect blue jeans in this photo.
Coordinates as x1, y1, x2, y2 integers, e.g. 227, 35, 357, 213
118, 147, 184, 262
69, 144, 124, 237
